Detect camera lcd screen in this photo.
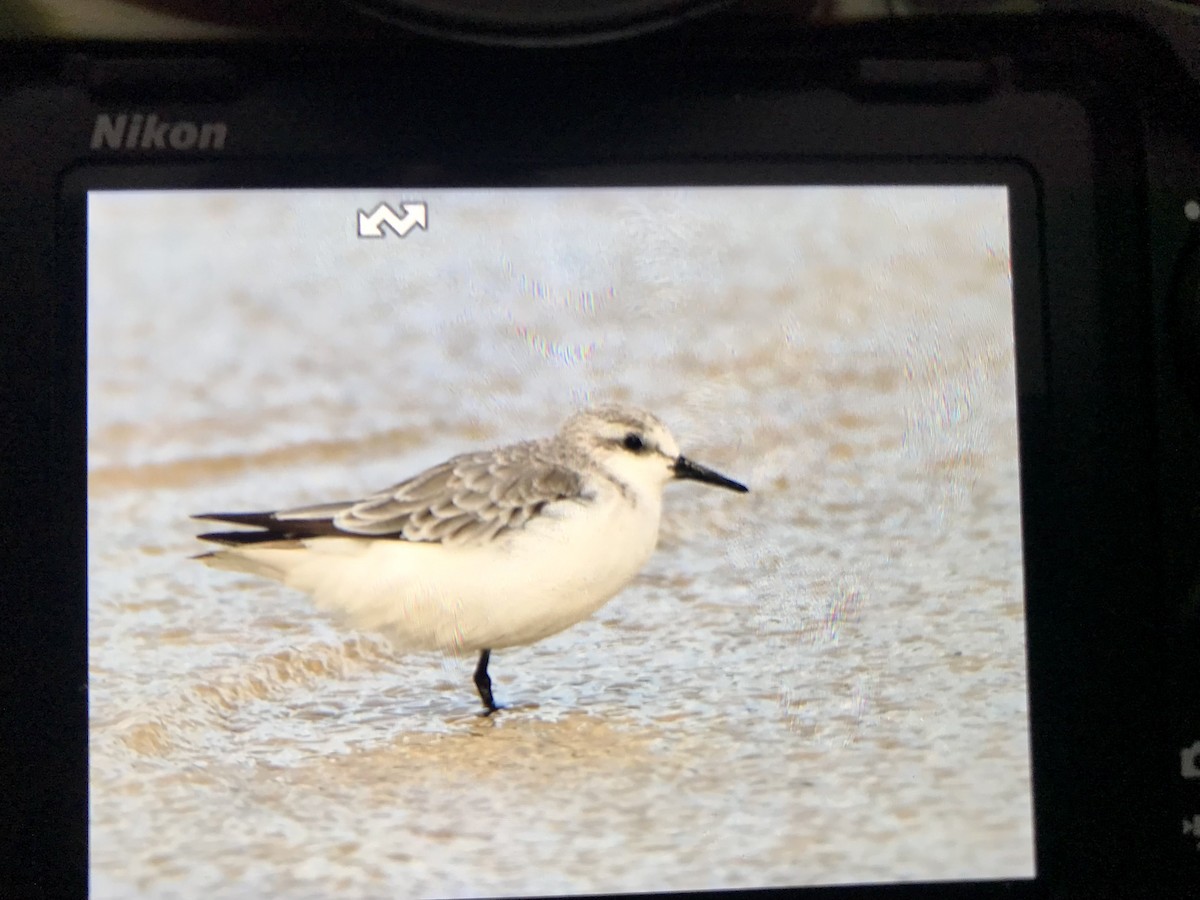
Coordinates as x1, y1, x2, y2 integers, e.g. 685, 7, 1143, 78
85, 180, 1034, 897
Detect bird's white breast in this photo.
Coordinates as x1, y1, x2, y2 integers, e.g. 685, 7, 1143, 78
258, 481, 663, 653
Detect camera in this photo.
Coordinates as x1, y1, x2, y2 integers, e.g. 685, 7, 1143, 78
3, 4, 1199, 898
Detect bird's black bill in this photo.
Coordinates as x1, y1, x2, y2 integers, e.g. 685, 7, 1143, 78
672, 456, 749, 493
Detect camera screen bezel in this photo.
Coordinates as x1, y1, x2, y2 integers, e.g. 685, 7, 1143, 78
59, 158, 1050, 897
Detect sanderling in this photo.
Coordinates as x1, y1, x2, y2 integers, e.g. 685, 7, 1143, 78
193, 404, 748, 714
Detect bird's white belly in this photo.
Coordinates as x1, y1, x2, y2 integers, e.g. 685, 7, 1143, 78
276, 493, 662, 652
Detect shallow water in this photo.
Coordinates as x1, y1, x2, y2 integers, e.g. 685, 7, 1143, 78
87, 185, 1033, 898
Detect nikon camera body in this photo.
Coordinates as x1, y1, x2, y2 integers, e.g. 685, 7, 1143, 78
2, 7, 1199, 899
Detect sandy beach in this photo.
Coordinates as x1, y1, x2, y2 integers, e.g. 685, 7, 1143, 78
87, 185, 1033, 898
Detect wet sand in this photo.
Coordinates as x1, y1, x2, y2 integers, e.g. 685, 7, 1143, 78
87, 186, 1033, 897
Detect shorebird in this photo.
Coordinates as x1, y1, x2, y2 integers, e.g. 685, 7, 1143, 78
194, 405, 748, 713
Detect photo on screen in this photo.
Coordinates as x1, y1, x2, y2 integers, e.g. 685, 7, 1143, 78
85, 181, 1033, 898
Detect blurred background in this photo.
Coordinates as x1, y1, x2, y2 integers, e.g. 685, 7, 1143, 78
85, 183, 1031, 898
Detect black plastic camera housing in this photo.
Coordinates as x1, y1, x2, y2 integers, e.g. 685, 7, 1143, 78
2, 9, 1199, 899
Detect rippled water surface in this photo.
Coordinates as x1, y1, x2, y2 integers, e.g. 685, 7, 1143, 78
87, 186, 1033, 898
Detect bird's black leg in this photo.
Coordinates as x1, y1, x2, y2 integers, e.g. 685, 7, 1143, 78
474, 649, 500, 715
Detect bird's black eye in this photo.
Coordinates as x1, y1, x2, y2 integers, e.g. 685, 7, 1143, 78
623, 433, 645, 452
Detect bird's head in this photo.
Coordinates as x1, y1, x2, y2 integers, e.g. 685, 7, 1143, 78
560, 405, 749, 497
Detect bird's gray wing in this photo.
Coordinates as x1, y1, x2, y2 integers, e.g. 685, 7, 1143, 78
273, 445, 586, 545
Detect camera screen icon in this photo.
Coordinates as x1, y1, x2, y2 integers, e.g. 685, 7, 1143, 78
357, 201, 427, 238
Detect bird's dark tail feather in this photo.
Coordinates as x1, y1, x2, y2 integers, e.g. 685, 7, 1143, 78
191, 511, 344, 544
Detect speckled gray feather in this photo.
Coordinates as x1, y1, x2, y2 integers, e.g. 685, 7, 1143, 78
196, 406, 672, 550
273, 441, 589, 546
